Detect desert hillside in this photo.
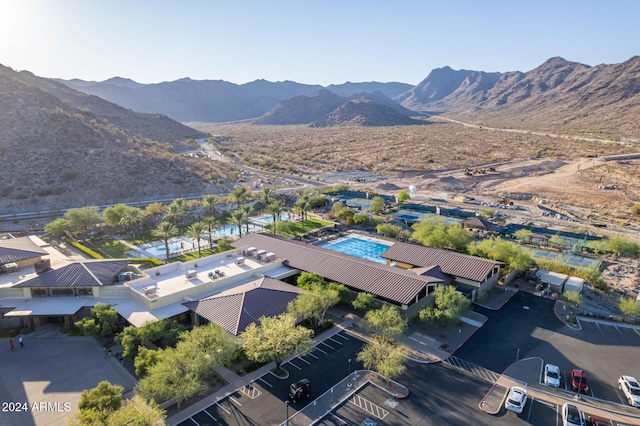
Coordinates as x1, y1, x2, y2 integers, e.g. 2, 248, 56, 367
0, 64, 234, 214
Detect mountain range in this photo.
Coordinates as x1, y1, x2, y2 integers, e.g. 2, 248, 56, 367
59, 56, 640, 137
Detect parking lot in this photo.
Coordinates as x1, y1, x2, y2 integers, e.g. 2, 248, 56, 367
498, 397, 633, 426
456, 292, 640, 408
174, 330, 366, 426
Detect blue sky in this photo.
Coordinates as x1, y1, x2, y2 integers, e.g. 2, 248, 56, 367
1, 1, 638, 85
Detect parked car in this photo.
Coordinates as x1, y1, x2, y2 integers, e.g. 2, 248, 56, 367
544, 363, 561, 387
618, 375, 640, 407
588, 415, 611, 426
562, 403, 585, 426
504, 386, 528, 413
570, 369, 589, 393
289, 378, 310, 401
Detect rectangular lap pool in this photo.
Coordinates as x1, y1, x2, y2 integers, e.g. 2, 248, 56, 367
322, 235, 392, 264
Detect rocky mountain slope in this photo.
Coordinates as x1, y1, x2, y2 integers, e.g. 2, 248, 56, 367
255, 89, 415, 126
400, 56, 640, 137
310, 97, 419, 127
0, 64, 231, 214
253, 89, 345, 125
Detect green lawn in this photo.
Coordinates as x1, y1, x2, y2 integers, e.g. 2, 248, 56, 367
275, 217, 333, 236
96, 240, 131, 258
171, 248, 219, 263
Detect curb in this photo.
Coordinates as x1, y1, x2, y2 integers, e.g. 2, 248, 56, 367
474, 288, 518, 311
450, 313, 488, 356
554, 300, 582, 331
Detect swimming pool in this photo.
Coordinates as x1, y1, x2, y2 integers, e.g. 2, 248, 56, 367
140, 238, 197, 258
252, 212, 293, 225
323, 236, 392, 264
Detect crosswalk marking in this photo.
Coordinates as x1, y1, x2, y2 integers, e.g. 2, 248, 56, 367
350, 394, 389, 419
443, 356, 500, 383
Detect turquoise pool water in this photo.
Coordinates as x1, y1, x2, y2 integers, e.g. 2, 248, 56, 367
142, 238, 196, 258
252, 212, 293, 225
323, 236, 392, 264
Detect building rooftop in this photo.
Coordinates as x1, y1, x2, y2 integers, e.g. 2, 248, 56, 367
0, 235, 48, 265
123, 250, 281, 301
183, 277, 304, 335
381, 241, 502, 283
232, 234, 446, 305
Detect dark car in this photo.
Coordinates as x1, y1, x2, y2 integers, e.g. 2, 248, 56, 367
289, 379, 310, 401
570, 369, 589, 393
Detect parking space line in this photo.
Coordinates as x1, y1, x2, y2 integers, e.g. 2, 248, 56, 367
594, 322, 604, 335
328, 413, 350, 424
315, 345, 328, 354
229, 396, 242, 407
203, 409, 217, 422
336, 332, 350, 340
328, 336, 343, 345
297, 356, 311, 365
525, 397, 535, 423
308, 352, 320, 359
190, 417, 201, 426
258, 377, 273, 388
613, 324, 625, 337
287, 360, 302, 370
321, 341, 335, 350
216, 402, 231, 415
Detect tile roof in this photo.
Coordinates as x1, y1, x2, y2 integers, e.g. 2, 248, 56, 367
183, 277, 304, 335
381, 241, 502, 283
0, 237, 48, 264
410, 265, 454, 285
232, 234, 445, 305
13, 259, 131, 288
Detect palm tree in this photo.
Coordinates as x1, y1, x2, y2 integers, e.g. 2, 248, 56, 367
260, 186, 274, 206
241, 204, 253, 234
201, 216, 219, 249
229, 209, 249, 238
229, 185, 251, 208
200, 194, 220, 218
294, 196, 310, 222
151, 221, 179, 262
185, 221, 207, 258
119, 207, 145, 239
164, 198, 188, 227
266, 200, 285, 235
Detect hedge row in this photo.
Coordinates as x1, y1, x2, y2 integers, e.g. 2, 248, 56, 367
64, 238, 104, 259
132, 257, 164, 267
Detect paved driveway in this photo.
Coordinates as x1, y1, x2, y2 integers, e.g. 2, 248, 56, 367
0, 334, 137, 426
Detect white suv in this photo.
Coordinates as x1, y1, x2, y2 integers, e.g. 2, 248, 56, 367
619, 375, 640, 407
544, 364, 561, 387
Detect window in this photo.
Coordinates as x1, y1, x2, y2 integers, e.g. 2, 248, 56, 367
32, 289, 48, 297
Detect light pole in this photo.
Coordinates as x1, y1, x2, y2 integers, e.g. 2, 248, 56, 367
284, 400, 289, 425
348, 358, 352, 387
576, 370, 583, 399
